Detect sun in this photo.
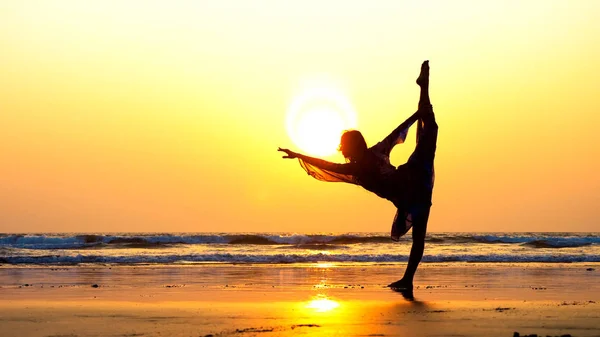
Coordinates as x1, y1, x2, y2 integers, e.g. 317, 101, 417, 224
286, 85, 357, 157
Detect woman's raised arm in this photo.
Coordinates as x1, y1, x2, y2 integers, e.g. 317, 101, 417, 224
370, 111, 420, 157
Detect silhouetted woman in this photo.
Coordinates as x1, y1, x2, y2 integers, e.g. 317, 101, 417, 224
278, 61, 437, 290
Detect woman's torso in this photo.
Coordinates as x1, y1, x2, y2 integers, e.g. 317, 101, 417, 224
355, 151, 411, 207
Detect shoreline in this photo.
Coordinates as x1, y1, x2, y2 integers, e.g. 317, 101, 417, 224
2, 260, 600, 267
1, 262, 597, 301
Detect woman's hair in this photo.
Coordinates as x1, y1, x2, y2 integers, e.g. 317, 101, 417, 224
339, 130, 368, 162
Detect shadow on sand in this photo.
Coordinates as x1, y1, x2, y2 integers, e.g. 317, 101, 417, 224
389, 287, 418, 303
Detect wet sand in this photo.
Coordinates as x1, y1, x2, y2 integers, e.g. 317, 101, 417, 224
0, 263, 599, 336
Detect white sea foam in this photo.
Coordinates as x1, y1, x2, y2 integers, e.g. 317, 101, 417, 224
1, 232, 598, 265
2, 252, 599, 265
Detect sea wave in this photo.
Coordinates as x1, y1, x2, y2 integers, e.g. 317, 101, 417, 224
428, 234, 599, 248
279, 244, 349, 250
0, 233, 398, 249
522, 240, 593, 249
468, 235, 598, 248
1, 252, 599, 265
0, 233, 598, 249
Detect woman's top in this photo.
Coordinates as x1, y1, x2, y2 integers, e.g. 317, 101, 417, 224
295, 111, 433, 240
296, 111, 420, 206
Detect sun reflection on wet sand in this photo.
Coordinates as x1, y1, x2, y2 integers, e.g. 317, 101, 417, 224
305, 295, 340, 313
314, 262, 335, 269
294, 293, 433, 336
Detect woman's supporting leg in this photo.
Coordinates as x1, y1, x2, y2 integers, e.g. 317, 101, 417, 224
388, 207, 430, 290
405, 207, 430, 282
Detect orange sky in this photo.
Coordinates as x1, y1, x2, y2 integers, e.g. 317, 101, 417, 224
1, 1, 599, 233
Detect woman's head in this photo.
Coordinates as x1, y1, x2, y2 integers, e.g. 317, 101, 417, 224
339, 130, 367, 162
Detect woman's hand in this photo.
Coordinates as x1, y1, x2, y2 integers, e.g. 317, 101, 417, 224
277, 147, 298, 159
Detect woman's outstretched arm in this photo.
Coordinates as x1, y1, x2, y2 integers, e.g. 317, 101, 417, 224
278, 148, 356, 175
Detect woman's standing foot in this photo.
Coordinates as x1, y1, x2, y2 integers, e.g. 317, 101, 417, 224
387, 278, 414, 291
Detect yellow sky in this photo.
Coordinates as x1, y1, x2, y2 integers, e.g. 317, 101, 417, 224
1, 1, 599, 233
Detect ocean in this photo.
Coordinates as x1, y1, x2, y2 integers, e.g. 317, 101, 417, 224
1, 232, 599, 265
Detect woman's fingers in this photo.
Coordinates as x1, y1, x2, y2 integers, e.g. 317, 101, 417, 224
277, 147, 295, 159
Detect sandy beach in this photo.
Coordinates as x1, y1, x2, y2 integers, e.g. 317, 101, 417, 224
0, 263, 599, 337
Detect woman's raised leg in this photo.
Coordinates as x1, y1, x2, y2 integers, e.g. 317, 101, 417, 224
411, 60, 438, 168
416, 60, 431, 109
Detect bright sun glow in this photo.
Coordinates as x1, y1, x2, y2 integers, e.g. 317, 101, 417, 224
286, 84, 357, 157
306, 296, 340, 313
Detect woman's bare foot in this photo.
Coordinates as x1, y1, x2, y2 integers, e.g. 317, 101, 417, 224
416, 60, 429, 87
387, 278, 413, 290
